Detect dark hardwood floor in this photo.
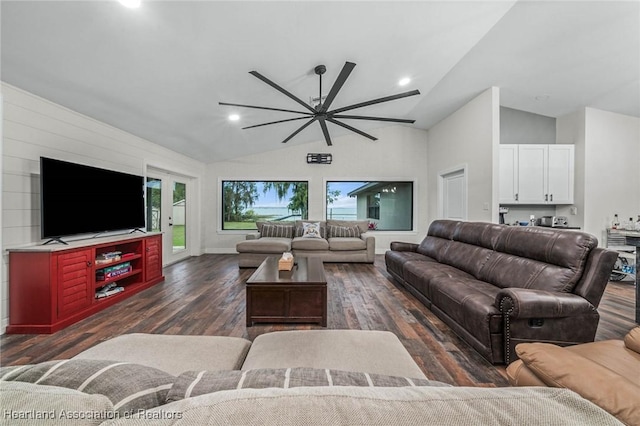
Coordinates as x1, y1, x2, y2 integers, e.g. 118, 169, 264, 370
1, 254, 636, 387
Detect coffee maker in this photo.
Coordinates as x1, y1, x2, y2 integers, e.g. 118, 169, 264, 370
499, 207, 509, 224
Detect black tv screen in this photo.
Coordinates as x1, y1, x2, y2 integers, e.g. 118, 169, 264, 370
40, 157, 145, 240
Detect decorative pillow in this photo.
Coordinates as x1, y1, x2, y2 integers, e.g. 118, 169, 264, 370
0, 381, 114, 426
302, 222, 323, 239
261, 224, 294, 239
166, 367, 448, 402
0, 359, 175, 415
328, 224, 361, 238
516, 343, 640, 425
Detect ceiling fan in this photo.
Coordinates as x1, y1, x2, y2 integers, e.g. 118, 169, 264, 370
219, 61, 420, 146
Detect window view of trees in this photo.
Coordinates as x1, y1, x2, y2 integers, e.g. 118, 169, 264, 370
222, 180, 308, 230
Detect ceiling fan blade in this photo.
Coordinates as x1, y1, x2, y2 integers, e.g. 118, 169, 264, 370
242, 116, 311, 130
318, 118, 333, 146
327, 118, 378, 141
249, 71, 317, 114
329, 89, 421, 114
332, 114, 415, 124
219, 102, 313, 116
282, 117, 317, 143
320, 61, 355, 113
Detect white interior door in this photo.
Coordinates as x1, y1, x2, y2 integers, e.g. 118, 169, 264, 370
146, 169, 191, 265
440, 168, 467, 220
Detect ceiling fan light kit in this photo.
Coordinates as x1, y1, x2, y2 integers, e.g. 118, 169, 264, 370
220, 61, 420, 146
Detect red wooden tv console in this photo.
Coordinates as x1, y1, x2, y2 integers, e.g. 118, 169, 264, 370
7, 233, 164, 334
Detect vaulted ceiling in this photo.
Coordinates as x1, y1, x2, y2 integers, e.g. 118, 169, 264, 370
2, 1, 638, 163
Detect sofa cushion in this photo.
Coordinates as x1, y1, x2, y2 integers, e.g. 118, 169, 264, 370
328, 237, 366, 251
73, 334, 252, 375
167, 367, 447, 402
236, 237, 291, 253
0, 359, 174, 415
624, 326, 640, 354
439, 241, 494, 278
0, 381, 114, 426
487, 226, 597, 292
516, 342, 640, 425
261, 224, 294, 239
115, 387, 621, 426
385, 250, 435, 280
327, 224, 361, 238
477, 252, 579, 292
403, 260, 474, 301
429, 276, 503, 337
291, 236, 329, 251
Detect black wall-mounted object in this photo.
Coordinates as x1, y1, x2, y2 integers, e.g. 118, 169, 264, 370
306, 153, 332, 164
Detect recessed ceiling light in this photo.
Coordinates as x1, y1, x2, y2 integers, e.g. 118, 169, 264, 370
118, 0, 141, 8
229, 114, 240, 121
398, 77, 411, 86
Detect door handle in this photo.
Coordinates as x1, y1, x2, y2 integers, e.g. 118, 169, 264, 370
550, 194, 553, 202
545, 194, 548, 202
515, 193, 518, 201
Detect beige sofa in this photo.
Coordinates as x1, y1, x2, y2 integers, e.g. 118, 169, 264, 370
236, 220, 375, 267
0, 330, 623, 425
507, 326, 640, 425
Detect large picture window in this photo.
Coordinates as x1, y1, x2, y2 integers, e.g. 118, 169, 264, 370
222, 180, 308, 230
326, 181, 413, 231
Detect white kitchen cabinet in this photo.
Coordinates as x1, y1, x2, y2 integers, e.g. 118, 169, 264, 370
547, 145, 574, 204
499, 145, 519, 204
499, 144, 574, 205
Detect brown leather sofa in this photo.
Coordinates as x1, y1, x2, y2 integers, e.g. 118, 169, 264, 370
506, 327, 640, 425
385, 220, 618, 364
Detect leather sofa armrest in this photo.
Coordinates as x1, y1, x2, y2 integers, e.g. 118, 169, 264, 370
246, 232, 261, 240
389, 241, 419, 252
496, 288, 596, 319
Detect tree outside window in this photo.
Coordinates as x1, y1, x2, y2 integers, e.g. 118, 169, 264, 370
222, 180, 308, 230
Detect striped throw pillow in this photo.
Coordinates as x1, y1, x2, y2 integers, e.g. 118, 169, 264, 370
0, 360, 175, 415
166, 367, 449, 402
261, 224, 294, 238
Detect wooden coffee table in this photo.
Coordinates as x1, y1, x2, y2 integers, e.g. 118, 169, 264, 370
246, 257, 327, 327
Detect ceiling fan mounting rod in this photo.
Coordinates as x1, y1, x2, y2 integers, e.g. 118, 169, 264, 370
315, 64, 326, 110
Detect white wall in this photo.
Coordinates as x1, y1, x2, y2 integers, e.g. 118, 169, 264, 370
205, 125, 429, 253
1, 83, 206, 332
556, 109, 586, 228
500, 107, 556, 145
427, 87, 500, 223
583, 108, 640, 244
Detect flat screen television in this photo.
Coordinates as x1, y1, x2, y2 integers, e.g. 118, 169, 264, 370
40, 157, 145, 243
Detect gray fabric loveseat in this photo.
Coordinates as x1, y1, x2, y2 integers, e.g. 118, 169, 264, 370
385, 220, 618, 365
236, 219, 375, 267
0, 330, 622, 425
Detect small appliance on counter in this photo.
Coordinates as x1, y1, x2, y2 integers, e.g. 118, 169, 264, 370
499, 207, 509, 224
539, 216, 569, 227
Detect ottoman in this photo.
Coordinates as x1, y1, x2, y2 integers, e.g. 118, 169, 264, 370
241, 329, 427, 379
73, 333, 252, 375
